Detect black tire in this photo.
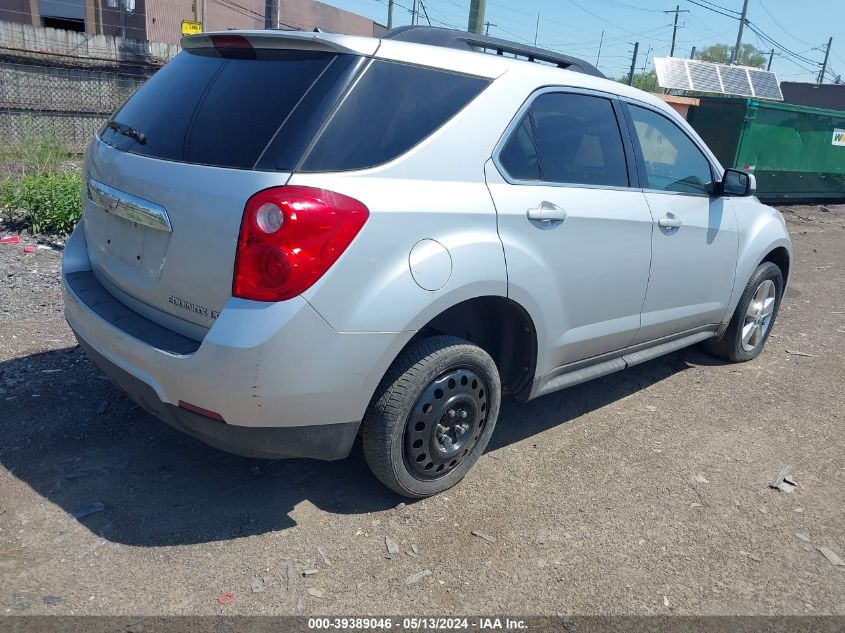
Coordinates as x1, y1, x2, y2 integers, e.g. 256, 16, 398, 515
704, 261, 783, 362
362, 335, 501, 498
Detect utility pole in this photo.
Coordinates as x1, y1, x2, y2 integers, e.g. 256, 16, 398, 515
387, 0, 393, 29
484, 21, 496, 36
663, 5, 689, 57
689, 46, 696, 59
731, 0, 749, 64
767, 48, 774, 70
818, 36, 832, 83
641, 43, 652, 75
200, 0, 206, 31
534, 13, 539, 46
263, 0, 277, 29
628, 42, 639, 86
419, 0, 431, 25
467, 0, 485, 35
596, 30, 604, 66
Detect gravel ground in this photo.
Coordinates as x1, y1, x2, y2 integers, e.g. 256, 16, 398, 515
0, 205, 843, 616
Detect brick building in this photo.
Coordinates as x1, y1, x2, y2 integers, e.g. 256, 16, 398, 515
0, 0, 386, 44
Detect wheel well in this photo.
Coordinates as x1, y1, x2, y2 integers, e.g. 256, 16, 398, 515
762, 247, 790, 285
420, 297, 537, 399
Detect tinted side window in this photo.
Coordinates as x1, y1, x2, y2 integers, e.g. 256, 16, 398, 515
301, 60, 489, 171
628, 105, 713, 194
529, 93, 628, 187
499, 114, 541, 180
101, 48, 338, 170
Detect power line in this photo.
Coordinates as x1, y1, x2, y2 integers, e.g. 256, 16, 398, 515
745, 20, 822, 67
565, 0, 642, 35
752, 0, 813, 47
588, 0, 664, 13
692, 0, 739, 15
684, 0, 739, 21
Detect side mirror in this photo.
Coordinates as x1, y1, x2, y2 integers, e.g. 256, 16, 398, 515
721, 169, 756, 197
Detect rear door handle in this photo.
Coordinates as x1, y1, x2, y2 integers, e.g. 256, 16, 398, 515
658, 215, 682, 229
527, 202, 567, 223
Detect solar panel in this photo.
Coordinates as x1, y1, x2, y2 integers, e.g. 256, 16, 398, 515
654, 57, 691, 90
748, 68, 784, 101
653, 57, 783, 101
688, 61, 722, 93
719, 65, 754, 97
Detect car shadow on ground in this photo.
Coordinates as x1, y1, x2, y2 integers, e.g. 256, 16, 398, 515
0, 344, 716, 547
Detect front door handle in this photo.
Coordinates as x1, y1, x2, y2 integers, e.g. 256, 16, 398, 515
527, 202, 567, 223
658, 215, 682, 229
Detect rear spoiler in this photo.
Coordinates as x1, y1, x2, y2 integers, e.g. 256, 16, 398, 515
181, 30, 379, 56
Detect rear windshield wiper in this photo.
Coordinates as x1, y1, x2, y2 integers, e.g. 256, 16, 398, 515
107, 121, 148, 145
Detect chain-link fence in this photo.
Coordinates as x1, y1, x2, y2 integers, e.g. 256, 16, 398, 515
0, 54, 158, 152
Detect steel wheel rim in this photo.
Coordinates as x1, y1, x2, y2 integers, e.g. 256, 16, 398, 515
403, 367, 488, 480
741, 279, 776, 352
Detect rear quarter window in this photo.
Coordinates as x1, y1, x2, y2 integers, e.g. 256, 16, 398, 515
100, 48, 343, 170
300, 60, 490, 172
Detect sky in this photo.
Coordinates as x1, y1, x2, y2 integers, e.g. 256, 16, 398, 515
320, 0, 845, 84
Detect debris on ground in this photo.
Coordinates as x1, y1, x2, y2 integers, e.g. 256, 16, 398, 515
385, 536, 400, 556
286, 563, 296, 591
694, 474, 710, 484
471, 530, 497, 544
769, 465, 797, 492
817, 547, 845, 567
250, 576, 270, 593
405, 570, 432, 586
534, 529, 549, 546
12, 596, 31, 610
411, 544, 419, 556
301, 568, 320, 576
785, 349, 815, 357
317, 546, 331, 566
1, 235, 20, 244
216, 592, 235, 605
23, 246, 36, 253
307, 588, 324, 598
71, 501, 106, 519
795, 532, 811, 542
42, 595, 61, 605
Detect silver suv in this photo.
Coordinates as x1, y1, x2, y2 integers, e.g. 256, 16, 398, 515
62, 27, 792, 497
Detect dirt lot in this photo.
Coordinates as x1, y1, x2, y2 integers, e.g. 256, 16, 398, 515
1, 205, 843, 616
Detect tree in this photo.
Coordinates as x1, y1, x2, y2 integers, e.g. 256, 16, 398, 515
697, 43, 767, 68
615, 70, 659, 92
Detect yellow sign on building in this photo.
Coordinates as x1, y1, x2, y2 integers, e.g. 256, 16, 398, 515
181, 20, 202, 35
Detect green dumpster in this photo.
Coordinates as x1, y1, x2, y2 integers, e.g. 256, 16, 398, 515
686, 96, 845, 201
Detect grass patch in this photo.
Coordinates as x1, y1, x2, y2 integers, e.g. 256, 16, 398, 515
1, 131, 82, 235
1, 172, 82, 235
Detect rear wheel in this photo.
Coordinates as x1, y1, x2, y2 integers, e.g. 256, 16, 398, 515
362, 335, 501, 498
705, 262, 783, 362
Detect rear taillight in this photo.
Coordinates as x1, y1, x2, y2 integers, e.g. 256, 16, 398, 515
233, 186, 369, 302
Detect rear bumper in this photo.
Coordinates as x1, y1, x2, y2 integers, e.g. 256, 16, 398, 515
62, 223, 414, 460
74, 335, 358, 459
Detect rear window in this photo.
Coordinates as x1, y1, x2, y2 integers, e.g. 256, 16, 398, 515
300, 60, 489, 172
100, 48, 341, 170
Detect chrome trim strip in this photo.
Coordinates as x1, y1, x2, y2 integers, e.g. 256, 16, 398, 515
87, 179, 172, 233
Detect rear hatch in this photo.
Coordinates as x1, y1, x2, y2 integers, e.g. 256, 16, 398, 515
83, 34, 366, 340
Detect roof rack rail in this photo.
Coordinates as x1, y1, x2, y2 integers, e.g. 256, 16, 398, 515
382, 25, 605, 78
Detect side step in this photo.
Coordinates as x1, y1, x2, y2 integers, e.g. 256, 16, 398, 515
533, 330, 715, 398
